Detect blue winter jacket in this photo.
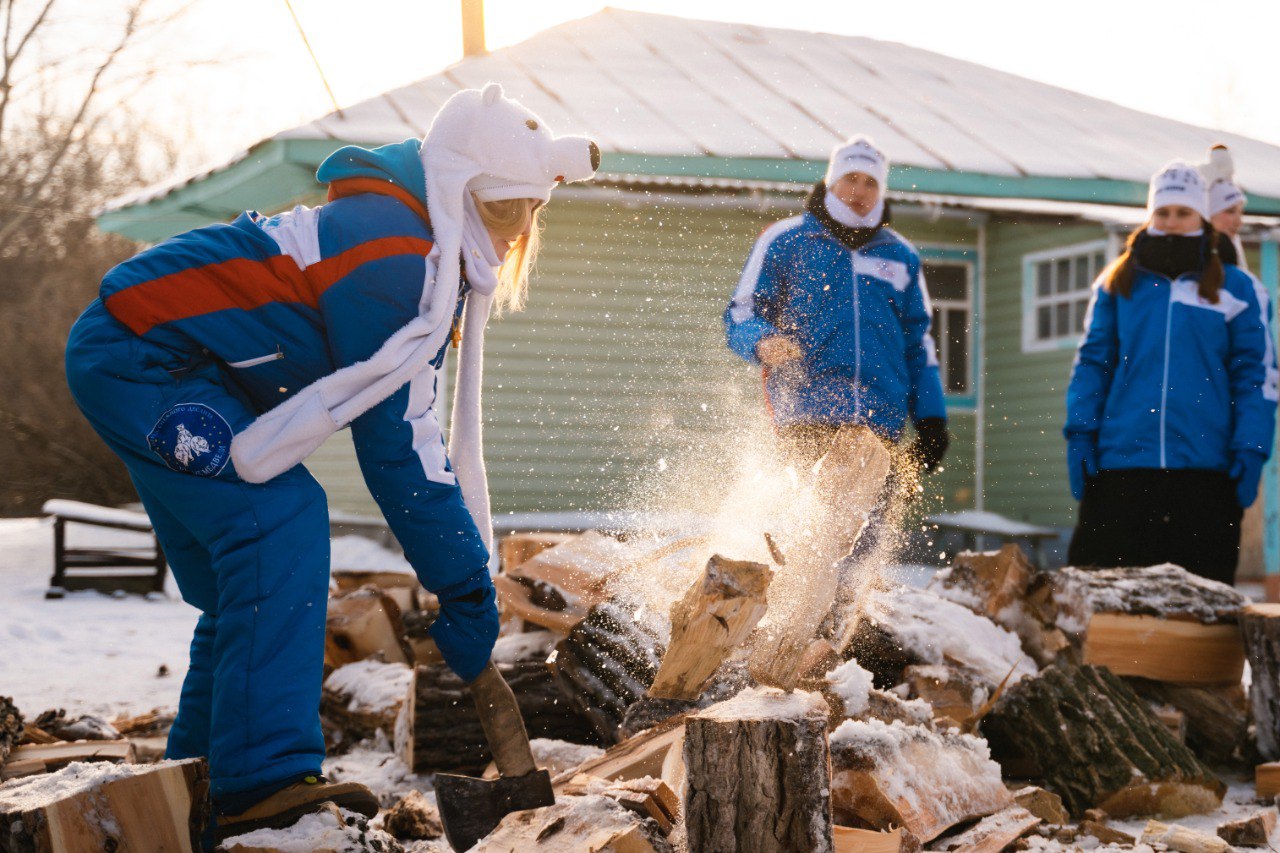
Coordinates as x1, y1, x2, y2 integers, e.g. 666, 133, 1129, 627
1065, 264, 1278, 472
724, 213, 947, 440
98, 138, 488, 594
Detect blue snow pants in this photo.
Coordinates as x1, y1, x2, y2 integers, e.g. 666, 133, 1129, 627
64, 300, 330, 802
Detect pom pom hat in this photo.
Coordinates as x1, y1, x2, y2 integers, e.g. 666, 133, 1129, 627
1147, 161, 1209, 220
1200, 144, 1247, 216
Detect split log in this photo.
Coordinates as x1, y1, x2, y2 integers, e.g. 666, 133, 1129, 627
929, 545, 1068, 666
382, 789, 443, 841
493, 572, 584, 633
1053, 564, 1247, 636
750, 425, 891, 691
848, 586, 1037, 690
1013, 786, 1069, 825
1129, 679, 1246, 765
1256, 762, 1280, 798
1141, 819, 1232, 853
552, 717, 687, 791
325, 586, 411, 669
1, 740, 136, 780
331, 569, 422, 613
499, 531, 579, 574
902, 664, 990, 730
1242, 603, 1280, 760
979, 664, 1224, 818
1078, 819, 1136, 845
831, 826, 920, 853
220, 801, 398, 852
560, 775, 680, 834
648, 555, 772, 700
683, 688, 833, 853
320, 659, 412, 752
829, 719, 1011, 842
929, 805, 1041, 852
510, 529, 704, 605
1217, 809, 1276, 847
471, 794, 675, 852
0, 757, 208, 851
395, 632, 596, 775
1083, 613, 1244, 685
0, 697, 20, 765
548, 603, 664, 745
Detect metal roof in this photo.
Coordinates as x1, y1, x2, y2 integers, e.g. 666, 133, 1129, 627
99, 8, 1280, 239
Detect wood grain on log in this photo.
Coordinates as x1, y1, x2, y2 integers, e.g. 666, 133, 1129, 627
1, 740, 135, 780
929, 805, 1041, 852
980, 664, 1224, 818
1141, 819, 1232, 853
684, 689, 833, 853
1083, 613, 1244, 685
1216, 809, 1276, 847
494, 572, 585, 634
1242, 603, 1280, 760
831, 826, 920, 853
471, 794, 675, 852
325, 586, 411, 669
649, 555, 772, 700
1255, 762, 1280, 799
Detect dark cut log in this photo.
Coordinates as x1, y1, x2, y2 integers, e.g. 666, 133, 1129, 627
0, 696, 21, 765
980, 664, 1224, 818
396, 635, 598, 775
1127, 678, 1248, 767
548, 603, 664, 745
1241, 604, 1280, 760
683, 689, 833, 853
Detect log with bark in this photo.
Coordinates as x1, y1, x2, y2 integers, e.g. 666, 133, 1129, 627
1083, 613, 1244, 685
1128, 678, 1247, 766
0, 697, 20, 766
0, 757, 208, 851
683, 688, 833, 853
395, 632, 597, 775
1217, 809, 1276, 847
1242, 603, 1280, 760
548, 603, 665, 745
901, 664, 990, 731
829, 718, 1012, 842
1053, 564, 1247, 636
1, 740, 136, 781
648, 555, 772, 700
979, 663, 1224, 818
471, 794, 675, 852
320, 659, 413, 753
750, 425, 891, 691
325, 586, 412, 670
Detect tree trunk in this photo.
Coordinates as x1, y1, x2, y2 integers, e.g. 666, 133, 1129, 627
1241, 603, 1280, 760
980, 664, 1224, 818
548, 603, 664, 745
397, 651, 597, 775
683, 688, 833, 853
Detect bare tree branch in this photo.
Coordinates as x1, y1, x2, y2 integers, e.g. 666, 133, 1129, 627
0, 0, 58, 145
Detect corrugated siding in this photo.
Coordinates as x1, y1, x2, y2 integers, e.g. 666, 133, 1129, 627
981, 218, 1106, 525
308, 194, 980, 518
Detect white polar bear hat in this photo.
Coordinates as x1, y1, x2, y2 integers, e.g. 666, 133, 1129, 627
421, 83, 599, 300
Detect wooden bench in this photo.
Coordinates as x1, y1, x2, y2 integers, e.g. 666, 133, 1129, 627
42, 500, 168, 598
925, 509, 1061, 568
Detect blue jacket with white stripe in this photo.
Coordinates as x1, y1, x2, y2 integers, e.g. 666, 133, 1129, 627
1066, 264, 1278, 472
724, 213, 947, 440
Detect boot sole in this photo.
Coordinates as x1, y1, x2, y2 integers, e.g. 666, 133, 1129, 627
214, 790, 381, 843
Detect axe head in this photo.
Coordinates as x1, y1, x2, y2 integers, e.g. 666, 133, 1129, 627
436, 768, 555, 851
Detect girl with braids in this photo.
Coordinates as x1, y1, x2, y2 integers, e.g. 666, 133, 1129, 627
1063, 162, 1277, 583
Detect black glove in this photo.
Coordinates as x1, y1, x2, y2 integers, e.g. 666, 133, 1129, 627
912, 417, 949, 473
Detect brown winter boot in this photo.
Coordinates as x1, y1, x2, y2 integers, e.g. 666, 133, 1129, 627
214, 774, 380, 842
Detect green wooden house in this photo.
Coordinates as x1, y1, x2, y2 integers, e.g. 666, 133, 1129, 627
97, 9, 1280, 553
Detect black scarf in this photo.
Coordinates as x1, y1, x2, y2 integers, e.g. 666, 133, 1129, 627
1133, 229, 1212, 280
806, 181, 890, 251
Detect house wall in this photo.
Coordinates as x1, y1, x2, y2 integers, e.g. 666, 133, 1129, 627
308, 191, 984, 522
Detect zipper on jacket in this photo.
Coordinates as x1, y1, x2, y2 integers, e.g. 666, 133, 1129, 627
1152, 271, 1196, 470
226, 348, 284, 369
851, 251, 861, 418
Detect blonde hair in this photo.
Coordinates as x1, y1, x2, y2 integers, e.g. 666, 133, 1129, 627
475, 196, 543, 313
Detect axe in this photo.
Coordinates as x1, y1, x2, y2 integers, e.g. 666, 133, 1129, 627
436, 660, 555, 850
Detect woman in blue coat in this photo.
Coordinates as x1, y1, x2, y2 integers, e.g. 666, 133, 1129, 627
1064, 161, 1277, 583
64, 84, 597, 839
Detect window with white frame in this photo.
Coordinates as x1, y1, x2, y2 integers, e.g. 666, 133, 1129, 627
924, 260, 972, 395
1022, 240, 1109, 353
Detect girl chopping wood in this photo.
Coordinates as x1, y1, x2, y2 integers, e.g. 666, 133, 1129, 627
64, 84, 598, 840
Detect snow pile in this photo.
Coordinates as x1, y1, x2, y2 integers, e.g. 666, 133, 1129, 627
825, 659, 874, 716
220, 804, 403, 852
330, 535, 414, 575
695, 686, 827, 723
528, 738, 604, 776
323, 731, 430, 809
863, 586, 1037, 686
0, 758, 188, 809
325, 661, 413, 715
1054, 564, 1248, 633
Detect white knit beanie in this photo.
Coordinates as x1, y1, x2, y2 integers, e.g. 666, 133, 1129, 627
1148, 161, 1209, 220
1200, 145, 1247, 216
825, 136, 889, 188
420, 84, 599, 306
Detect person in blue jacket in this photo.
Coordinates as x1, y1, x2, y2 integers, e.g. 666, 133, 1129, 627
63, 84, 598, 840
1064, 161, 1277, 584
724, 135, 949, 493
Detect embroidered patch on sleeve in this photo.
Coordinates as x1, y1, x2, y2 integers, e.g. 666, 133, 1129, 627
147, 402, 232, 476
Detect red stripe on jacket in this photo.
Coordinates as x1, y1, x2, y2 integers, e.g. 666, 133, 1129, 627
327, 178, 431, 226
106, 236, 433, 336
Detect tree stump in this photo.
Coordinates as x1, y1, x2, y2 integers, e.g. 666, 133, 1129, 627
548, 603, 664, 745
683, 688, 833, 853
980, 664, 1224, 818
396, 633, 597, 774
0, 696, 21, 766
1241, 604, 1280, 760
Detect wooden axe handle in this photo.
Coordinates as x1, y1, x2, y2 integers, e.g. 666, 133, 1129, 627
469, 660, 537, 778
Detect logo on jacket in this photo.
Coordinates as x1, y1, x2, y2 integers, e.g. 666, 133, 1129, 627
148, 403, 231, 477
